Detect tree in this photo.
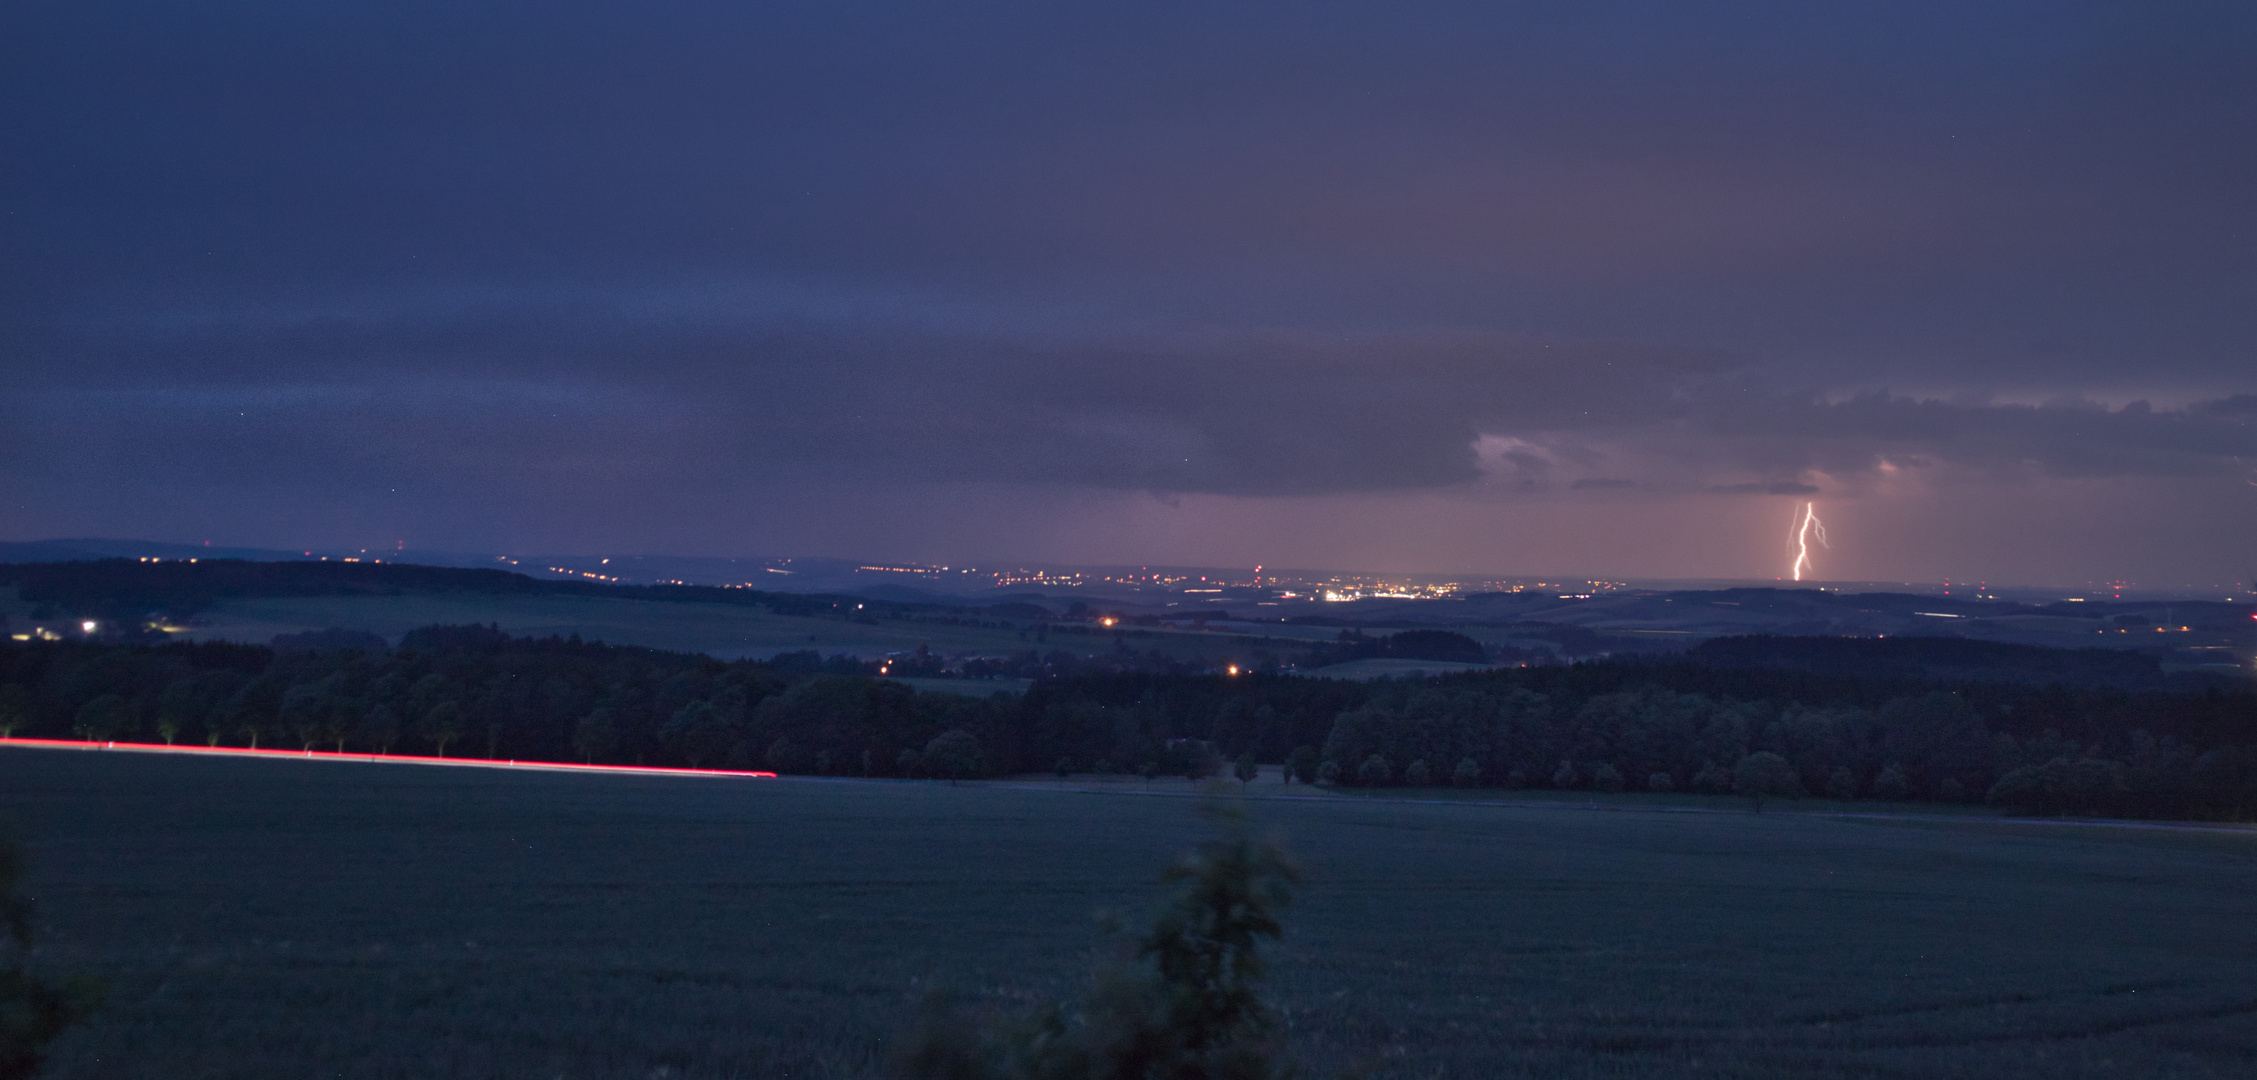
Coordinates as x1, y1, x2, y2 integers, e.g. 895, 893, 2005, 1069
1142, 760, 1161, 789
661, 701, 739, 769
71, 696, 132, 744
572, 708, 618, 764
358, 703, 403, 755
328, 700, 362, 753
0, 831, 102, 1078
0, 686, 28, 740
1355, 754, 1392, 786
1403, 759, 1432, 787
1317, 760, 1341, 785
417, 701, 464, 758
1287, 746, 1318, 784
1184, 744, 1221, 782
897, 805, 1300, 1080
1733, 752, 1803, 811
1825, 766, 1858, 800
1233, 752, 1258, 788
1647, 771, 1674, 792
1872, 763, 1910, 800
1551, 760, 1580, 789
1592, 763, 1624, 793
924, 729, 984, 784
1056, 757, 1075, 781
1452, 757, 1482, 787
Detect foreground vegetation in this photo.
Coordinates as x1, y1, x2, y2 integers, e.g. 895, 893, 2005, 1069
5, 750, 2255, 1079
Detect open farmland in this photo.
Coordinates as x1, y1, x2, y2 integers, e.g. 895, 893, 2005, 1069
6, 748, 2257, 1079
143, 591, 1281, 665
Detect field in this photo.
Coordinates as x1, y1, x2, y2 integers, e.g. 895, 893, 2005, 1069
106, 592, 1279, 664
6, 748, 2257, 1079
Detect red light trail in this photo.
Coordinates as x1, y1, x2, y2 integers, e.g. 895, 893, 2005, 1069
0, 737, 777, 779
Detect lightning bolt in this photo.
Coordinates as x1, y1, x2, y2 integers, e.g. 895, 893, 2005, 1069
1789, 501, 1829, 582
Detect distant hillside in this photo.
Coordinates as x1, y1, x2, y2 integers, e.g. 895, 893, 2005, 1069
1687, 634, 2166, 691
0, 558, 922, 621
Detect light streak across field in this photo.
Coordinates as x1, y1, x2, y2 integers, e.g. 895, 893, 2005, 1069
0, 738, 777, 779
1789, 501, 1829, 582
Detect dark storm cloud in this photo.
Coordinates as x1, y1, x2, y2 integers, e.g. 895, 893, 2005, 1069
10, 302, 2251, 504
3, 0, 2254, 569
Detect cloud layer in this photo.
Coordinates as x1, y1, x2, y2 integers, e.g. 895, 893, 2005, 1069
3, 1, 2254, 579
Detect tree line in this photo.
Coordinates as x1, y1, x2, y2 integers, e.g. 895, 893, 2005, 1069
1, 628, 2252, 819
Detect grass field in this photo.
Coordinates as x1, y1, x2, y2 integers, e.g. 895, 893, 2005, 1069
6, 747, 2256, 1079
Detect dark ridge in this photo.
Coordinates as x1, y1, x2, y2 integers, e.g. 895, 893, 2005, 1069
1689, 634, 2165, 691
0, 558, 934, 621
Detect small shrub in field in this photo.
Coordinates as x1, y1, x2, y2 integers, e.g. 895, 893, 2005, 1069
1056, 758, 1074, 779
1286, 747, 1317, 784
1647, 771, 1674, 793
1356, 755, 1393, 786
0, 832, 101, 1079
895, 807, 1300, 1080
1451, 758, 1482, 787
1403, 760, 1432, 787
1551, 760, 1580, 789
1233, 753, 1258, 787
1592, 764, 1624, 793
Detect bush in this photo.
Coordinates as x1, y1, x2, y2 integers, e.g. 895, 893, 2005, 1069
1691, 762, 1732, 794
1872, 764, 1909, 800
1403, 760, 1433, 787
1987, 757, 2128, 816
1592, 764, 1624, 793
1287, 746, 1318, 784
896, 807, 1300, 1080
0, 831, 101, 1078
1317, 760, 1342, 785
1551, 760, 1580, 789
1356, 755, 1393, 786
1825, 766, 1858, 800
1451, 757, 1482, 787
1647, 771, 1674, 793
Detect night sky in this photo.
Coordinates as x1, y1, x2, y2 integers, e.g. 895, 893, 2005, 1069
5, 1, 2254, 585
